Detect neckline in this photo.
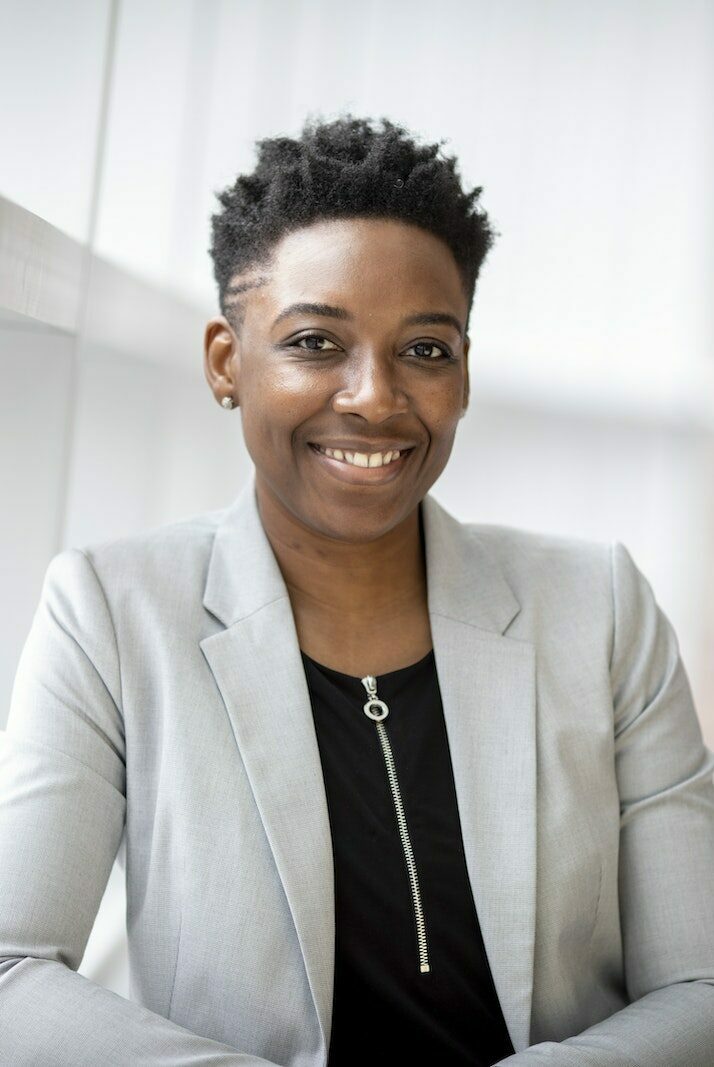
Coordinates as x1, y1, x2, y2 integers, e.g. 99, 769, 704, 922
300, 647, 434, 683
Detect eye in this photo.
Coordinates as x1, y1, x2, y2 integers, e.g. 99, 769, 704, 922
404, 341, 452, 361
292, 333, 341, 352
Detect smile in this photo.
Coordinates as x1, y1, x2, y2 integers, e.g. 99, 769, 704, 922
308, 442, 415, 482
312, 444, 405, 467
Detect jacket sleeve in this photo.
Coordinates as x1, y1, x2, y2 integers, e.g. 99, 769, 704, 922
495, 540, 714, 1066
0, 548, 278, 1066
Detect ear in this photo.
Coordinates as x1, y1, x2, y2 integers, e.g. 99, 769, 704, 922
460, 334, 470, 417
204, 315, 240, 409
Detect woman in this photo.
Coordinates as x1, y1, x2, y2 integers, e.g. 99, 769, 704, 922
1, 116, 713, 1066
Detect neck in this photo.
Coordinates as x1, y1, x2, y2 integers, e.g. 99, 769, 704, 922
254, 481, 427, 625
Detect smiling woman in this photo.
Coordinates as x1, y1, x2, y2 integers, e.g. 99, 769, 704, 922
2, 114, 713, 1067
204, 213, 475, 679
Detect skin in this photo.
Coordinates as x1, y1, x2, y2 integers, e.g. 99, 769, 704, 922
204, 216, 471, 677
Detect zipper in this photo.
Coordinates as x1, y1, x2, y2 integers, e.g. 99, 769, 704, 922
360, 673, 431, 975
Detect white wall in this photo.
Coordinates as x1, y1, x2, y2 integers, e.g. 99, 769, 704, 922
0, 0, 112, 242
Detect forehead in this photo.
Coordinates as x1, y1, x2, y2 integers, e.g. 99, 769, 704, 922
233, 217, 468, 327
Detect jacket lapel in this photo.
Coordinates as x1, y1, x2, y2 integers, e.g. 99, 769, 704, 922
422, 495, 537, 1053
199, 477, 335, 1057
199, 472, 536, 1055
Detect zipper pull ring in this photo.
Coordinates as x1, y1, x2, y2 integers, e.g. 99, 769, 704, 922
361, 675, 389, 722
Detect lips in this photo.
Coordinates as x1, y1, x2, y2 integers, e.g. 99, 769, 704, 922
311, 443, 408, 466
308, 442, 414, 483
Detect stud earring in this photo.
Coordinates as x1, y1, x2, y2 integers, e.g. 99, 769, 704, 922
221, 396, 235, 409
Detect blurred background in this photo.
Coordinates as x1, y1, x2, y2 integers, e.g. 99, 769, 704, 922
1, 0, 712, 1005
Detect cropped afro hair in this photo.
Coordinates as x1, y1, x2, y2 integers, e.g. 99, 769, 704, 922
209, 113, 495, 332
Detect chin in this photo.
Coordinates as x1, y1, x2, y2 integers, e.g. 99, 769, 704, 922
302, 497, 418, 542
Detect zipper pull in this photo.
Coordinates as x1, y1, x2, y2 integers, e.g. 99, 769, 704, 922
361, 675, 389, 721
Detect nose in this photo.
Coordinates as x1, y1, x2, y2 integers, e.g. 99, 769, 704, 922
331, 348, 410, 422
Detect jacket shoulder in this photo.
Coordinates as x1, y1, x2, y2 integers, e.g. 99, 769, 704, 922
464, 520, 614, 609
53, 504, 231, 605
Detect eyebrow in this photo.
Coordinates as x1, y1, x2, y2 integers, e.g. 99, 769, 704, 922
271, 302, 464, 338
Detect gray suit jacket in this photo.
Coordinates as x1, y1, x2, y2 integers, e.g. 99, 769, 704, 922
1, 472, 713, 1066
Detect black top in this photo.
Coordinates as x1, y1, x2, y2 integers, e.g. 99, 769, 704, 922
300, 647, 516, 1066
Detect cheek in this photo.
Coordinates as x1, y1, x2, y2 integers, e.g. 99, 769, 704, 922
419, 381, 465, 435
238, 369, 322, 451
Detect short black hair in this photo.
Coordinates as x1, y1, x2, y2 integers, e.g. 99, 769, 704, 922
209, 113, 495, 333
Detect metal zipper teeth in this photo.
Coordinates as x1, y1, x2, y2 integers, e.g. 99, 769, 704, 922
361, 675, 431, 975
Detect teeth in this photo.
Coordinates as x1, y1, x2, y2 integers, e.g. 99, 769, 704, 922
317, 445, 404, 467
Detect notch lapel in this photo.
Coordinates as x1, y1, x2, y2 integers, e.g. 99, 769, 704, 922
422, 495, 537, 1053
199, 478, 335, 1057
200, 474, 537, 1056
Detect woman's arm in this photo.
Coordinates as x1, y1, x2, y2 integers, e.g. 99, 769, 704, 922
495, 540, 714, 1066
0, 548, 279, 1065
